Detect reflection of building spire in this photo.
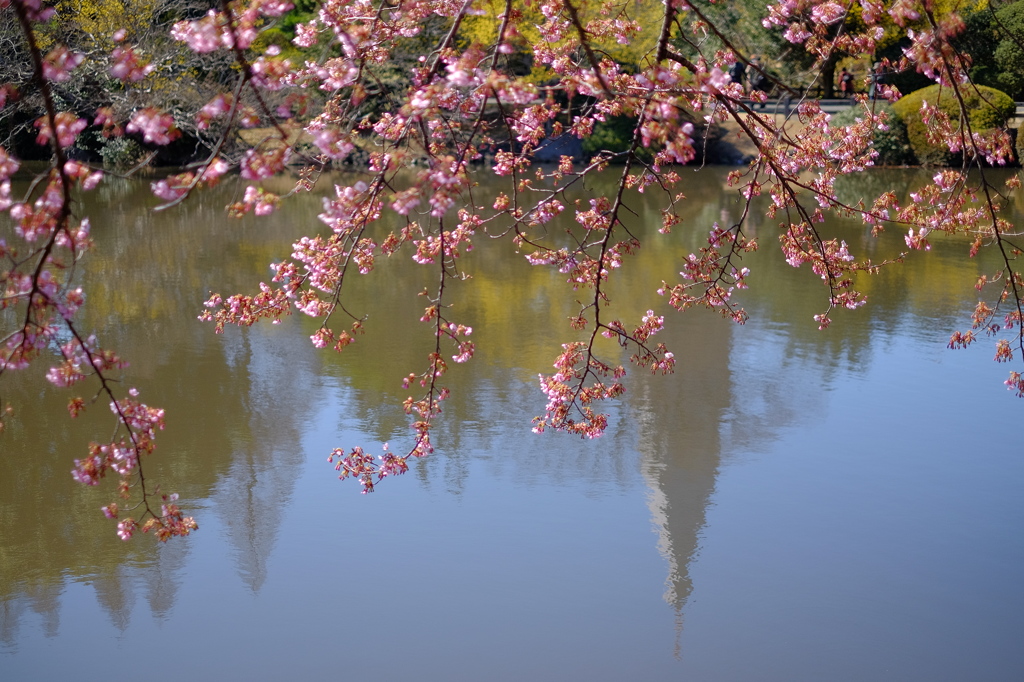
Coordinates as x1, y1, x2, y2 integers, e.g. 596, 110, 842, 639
635, 314, 733, 648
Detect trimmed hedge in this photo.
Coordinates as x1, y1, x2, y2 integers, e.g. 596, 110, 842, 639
581, 115, 722, 163
829, 102, 914, 166
892, 84, 1015, 166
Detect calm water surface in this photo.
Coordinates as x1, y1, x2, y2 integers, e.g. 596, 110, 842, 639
1, 168, 1023, 680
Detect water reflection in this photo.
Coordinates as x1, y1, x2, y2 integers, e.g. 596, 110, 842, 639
1, 167, 1020, 677
213, 325, 320, 592
1, 178, 322, 640
635, 314, 732, 641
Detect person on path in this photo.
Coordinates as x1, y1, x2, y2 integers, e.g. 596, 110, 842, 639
869, 61, 886, 99
839, 67, 854, 97
748, 57, 771, 108
729, 61, 746, 92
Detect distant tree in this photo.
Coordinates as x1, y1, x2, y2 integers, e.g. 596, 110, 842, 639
956, 0, 1024, 100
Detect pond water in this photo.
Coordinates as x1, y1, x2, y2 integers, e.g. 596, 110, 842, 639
2, 167, 1023, 680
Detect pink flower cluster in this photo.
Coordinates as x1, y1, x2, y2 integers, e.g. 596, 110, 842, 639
196, 94, 232, 130
240, 147, 290, 180
533, 342, 625, 439
42, 46, 84, 82
329, 444, 411, 494
35, 112, 87, 148
151, 158, 230, 203
658, 225, 755, 325
127, 108, 180, 145
110, 45, 154, 82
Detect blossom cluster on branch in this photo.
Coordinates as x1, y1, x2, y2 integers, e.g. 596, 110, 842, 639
1, 0, 1022, 536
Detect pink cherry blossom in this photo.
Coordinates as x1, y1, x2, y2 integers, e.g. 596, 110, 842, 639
42, 46, 83, 82
110, 45, 154, 82
126, 108, 180, 145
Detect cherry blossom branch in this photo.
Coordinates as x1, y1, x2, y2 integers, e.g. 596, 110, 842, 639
2, 0, 193, 540
562, 0, 613, 99
8, 0, 1020, 518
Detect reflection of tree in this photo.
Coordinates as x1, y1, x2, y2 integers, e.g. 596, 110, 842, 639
0, 179, 319, 635
5, 167, 1017, 646
1, 597, 26, 647
0, 581, 62, 646
613, 167, 1016, 659
93, 568, 134, 632
833, 167, 926, 209
517, 170, 740, 637
142, 542, 188, 620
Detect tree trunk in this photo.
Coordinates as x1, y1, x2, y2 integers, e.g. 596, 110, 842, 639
822, 54, 837, 99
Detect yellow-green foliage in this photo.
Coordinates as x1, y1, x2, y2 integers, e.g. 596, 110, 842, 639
458, 0, 541, 52
892, 83, 1014, 165
594, 1, 668, 68
44, 0, 241, 116
459, 0, 668, 82
54, 0, 158, 49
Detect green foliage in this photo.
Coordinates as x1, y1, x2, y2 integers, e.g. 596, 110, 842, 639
892, 83, 1015, 165
952, 1, 1024, 100
97, 135, 148, 171
676, 0, 794, 87
267, 0, 319, 52
992, 1, 1024, 99
830, 102, 915, 166
250, 28, 306, 62
461, 0, 666, 84
957, 7, 1000, 93
877, 1, 990, 97
581, 115, 639, 158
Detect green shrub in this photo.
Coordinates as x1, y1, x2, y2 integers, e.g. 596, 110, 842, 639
98, 135, 147, 171
829, 102, 914, 166
581, 115, 720, 163
892, 84, 1015, 166
582, 115, 641, 158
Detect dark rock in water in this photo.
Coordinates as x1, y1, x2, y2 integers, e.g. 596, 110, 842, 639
534, 133, 583, 162
705, 136, 756, 165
